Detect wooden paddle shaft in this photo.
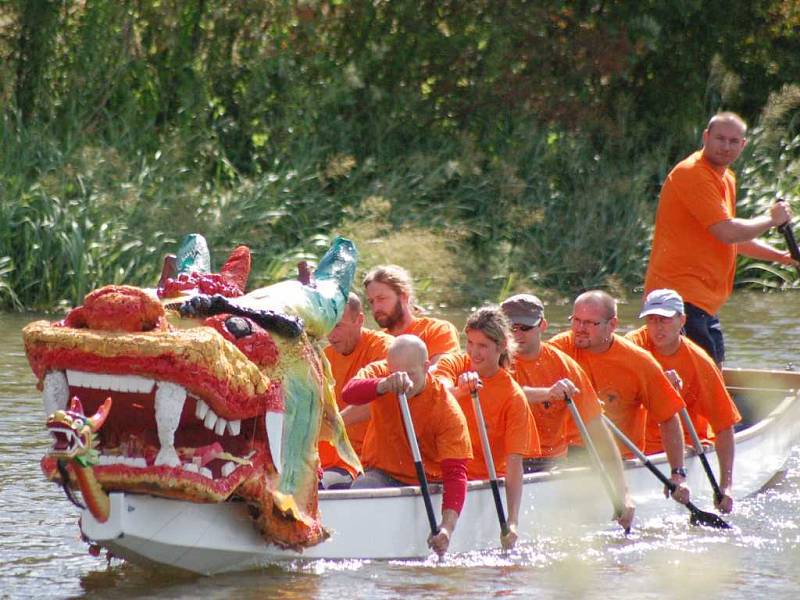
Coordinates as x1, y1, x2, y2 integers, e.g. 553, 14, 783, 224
778, 221, 800, 262
777, 198, 800, 263
470, 390, 509, 536
471, 390, 499, 481
679, 408, 724, 503
398, 391, 439, 536
563, 395, 625, 518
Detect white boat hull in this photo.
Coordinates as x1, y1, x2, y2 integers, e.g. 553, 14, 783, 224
80, 370, 800, 574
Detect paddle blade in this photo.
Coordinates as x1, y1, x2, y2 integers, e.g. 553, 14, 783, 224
688, 504, 731, 529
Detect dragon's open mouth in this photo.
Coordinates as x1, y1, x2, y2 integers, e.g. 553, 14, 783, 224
49, 423, 83, 454
42, 368, 284, 500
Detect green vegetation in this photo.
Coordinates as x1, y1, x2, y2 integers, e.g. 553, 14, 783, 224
1, 1, 799, 310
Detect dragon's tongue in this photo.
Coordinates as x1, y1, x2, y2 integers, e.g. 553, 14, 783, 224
192, 442, 225, 467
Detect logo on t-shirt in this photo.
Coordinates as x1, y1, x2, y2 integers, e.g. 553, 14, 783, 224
600, 390, 619, 405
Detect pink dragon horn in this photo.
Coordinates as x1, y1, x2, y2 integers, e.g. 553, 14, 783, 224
87, 397, 113, 430
68, 396, 85, 415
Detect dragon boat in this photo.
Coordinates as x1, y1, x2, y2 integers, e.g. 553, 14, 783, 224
22, 236, 800, 575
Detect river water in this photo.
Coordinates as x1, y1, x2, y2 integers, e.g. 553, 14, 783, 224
1, 291, 799, 599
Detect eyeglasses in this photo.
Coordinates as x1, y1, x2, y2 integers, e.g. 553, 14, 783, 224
511, 321, 541, 332
568, 316, 609, 328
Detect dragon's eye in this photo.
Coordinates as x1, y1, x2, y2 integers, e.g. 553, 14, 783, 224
225, 316, 252, 339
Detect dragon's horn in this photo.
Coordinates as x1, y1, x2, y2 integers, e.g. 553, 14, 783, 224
220, 245, 251, 292
175, 233, 212, 275
314, 237, 357, 297
68, 396, 85, 415
87, 397, 113, 430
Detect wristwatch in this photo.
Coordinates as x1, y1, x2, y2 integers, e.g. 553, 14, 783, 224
671, 467, 688, 478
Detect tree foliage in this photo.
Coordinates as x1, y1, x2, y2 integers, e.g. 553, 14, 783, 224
0, 1, 799, 308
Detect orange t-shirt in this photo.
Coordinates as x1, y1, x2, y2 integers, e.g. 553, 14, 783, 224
626, 326, 742, 454
319, 328, 393, 470
354, 361, 473, 484
644, 150, 738, 315
510, 343, 603, 458
548, 331, 684, 454
398, 316, 461, 359
432, 353, 539, 479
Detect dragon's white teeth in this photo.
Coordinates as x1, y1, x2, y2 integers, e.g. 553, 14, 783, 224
214, 417, 228, 436
195, 399, 209, 420
221, 461, 236, 477
226, 420, 241, 436
199, 467, 213, 479
265, 411, 284, 475
65, 370, 155, 394
155, 446, 181, 467
154, 382, 186, 467
43, 371, 69, 418
97, 454, 146, 468
203, 409, 218, 430
182, 463, 199, 473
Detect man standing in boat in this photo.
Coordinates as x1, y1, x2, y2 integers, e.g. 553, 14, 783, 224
627, 289, 741, 513
500, 293, 636, 531
644, 112, 796, 366
549, 291, 691, 505
319, 292, 393, 489
363, 265, 460, 363
432, 306, 540, 549
342, 335, 473, 557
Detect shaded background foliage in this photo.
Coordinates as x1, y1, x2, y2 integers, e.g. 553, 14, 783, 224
0, 0, 799, 310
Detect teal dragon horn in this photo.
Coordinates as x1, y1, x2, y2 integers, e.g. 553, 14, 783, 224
306, 237, 358, 333
314, 237, 357, 298
175, 234, 212, 274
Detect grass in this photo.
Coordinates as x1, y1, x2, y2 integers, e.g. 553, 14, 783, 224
1, 103, 798, 312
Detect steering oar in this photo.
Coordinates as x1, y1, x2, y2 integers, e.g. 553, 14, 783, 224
601, 415, 730, 529
777, 197, 800, 270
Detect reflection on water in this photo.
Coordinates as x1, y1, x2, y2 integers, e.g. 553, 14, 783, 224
1, 291, 799, 599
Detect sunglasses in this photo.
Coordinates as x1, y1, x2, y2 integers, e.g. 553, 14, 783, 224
511, 321, 540, 332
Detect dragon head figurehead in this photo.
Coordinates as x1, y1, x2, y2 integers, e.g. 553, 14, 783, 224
48, 396, 112, 466
24, 235, 360, 550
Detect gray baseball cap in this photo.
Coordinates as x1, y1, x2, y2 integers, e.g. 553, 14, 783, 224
639, 289, 685, 318
501, 294, 544, 326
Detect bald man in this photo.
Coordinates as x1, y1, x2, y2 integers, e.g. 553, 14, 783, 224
644, 112, 795, 365
341, 335, 472, 556
549, 290, 691, 505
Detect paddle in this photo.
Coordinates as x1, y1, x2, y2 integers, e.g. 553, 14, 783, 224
397, 390, 439, 537
777, 198, 800, 267
778, 219, 800, 264
601, 414, 731, 529
679, 407, 724, 506
563, 394, 629, 533
470, 388, 510, 538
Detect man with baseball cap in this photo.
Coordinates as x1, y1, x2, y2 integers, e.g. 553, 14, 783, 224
643, 112, 796, 367
548, 290, 691, 507
627, 289, 740, 513
501, 293, 635, 532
